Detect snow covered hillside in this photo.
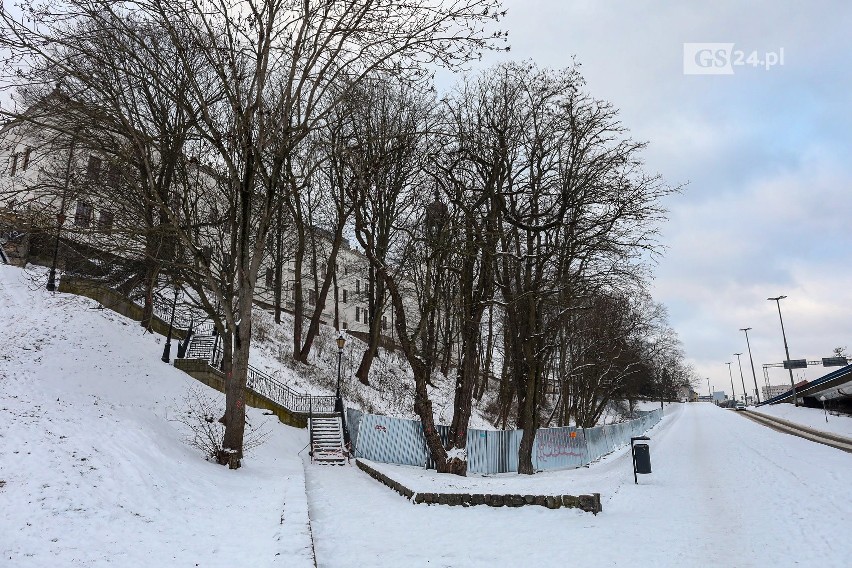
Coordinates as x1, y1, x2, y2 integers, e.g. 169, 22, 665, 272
0, 265, 315, 567
244, 306, 497, 428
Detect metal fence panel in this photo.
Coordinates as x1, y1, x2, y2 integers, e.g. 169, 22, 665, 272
347, 408, 363, 452
584, 426, 609, 462
424, 425, 451, 470
355, 413, 426, 467
466, 429, 490, 474
533, 426, 587, 471
347, 406, 663, 471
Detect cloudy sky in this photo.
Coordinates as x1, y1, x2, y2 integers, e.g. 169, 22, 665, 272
440, 0, 852, 396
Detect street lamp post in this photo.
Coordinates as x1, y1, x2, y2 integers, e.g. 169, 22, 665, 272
820, 395, 828, 423
740, 327, 761, 404
161, 286, 180, 363
335, 332, 350, 446
335, 332, 345, 402
734, 353, 748, 404
768, 295, 798, 406
726, 362, 736, 406
47, 137, 76, 291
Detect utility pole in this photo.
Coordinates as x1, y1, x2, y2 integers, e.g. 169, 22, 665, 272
734, 353, 748, 404
768, 295, 798, 406
726, 362, 736, 406
740, 327, 761, 403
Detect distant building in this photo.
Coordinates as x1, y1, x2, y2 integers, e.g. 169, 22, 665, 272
763, 385, 790, 399
712, 391, 727, 403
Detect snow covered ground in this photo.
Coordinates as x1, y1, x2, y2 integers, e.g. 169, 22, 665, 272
306, 402, 852, 567
3, 264, 851, 567
0, 266, 315, 567
751, 403, 852, 438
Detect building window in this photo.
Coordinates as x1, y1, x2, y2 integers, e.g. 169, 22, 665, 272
22, 148, 31, 171
10, 153, 18, 175
382, 316, 387, 330
356, 279, 360, 294
98, 210, 113, 231
342, 322, 348, 330
308, 289, 316, 306
86, 155, 102, 182
355, 307, 360, 323
265, 268, 274, 288
74, 201, 93, 227
106, 164, 121, 189
342, 289, 348, 303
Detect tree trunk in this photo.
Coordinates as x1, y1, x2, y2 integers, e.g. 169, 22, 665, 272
354, 279, 385, 385
140, 258, 159, 331
273, 205, 283, 324
291, 223, 305, 359
298, 229, 345, 363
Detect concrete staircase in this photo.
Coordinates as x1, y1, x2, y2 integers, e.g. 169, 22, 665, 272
185, 333, 216, 360
310, 416, 347, 465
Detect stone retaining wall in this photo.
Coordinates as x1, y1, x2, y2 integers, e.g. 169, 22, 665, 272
355, 459, 602, 514
58, 276, 187, 340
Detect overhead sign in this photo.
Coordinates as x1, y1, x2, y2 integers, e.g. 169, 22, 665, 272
822, 357, 848, 367
783, 359, 808, 370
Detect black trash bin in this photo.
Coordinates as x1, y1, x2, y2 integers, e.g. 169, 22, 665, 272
633, 444, 651, 474
631, 435, 651, 484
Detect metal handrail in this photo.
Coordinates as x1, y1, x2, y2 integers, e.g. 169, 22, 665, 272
115, 286, 331, 418
185, 330, 336, 416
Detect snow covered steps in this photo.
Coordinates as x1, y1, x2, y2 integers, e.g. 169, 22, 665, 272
185, 334, 215, 360
310, 416, 347, 465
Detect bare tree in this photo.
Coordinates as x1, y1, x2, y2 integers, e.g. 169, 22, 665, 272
1, 0, 505, 468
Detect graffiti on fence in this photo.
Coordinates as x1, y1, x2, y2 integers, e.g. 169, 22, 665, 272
535, 428, 584, 463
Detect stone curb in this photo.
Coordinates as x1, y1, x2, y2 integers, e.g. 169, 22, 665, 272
355, 459, 602, 514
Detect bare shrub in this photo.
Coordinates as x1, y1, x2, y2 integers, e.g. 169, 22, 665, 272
174, 387, 270, 463
252, 317, 272, 343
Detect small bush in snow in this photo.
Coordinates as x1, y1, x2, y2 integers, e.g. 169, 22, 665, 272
252, 318, 272, 343
174, 387, 269, 463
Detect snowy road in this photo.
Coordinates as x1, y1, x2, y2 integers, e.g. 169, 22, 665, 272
305, 403, 852, 567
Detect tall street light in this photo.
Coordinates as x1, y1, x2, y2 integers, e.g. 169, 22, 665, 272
706, 378, 711, 399
161, 286, 180, 363
768, 295, 798, 406
740, 327, 761, 404
734, 353, 748, 405
335, 332, 346, 401
726, 362, 736, 406
335, 331, 350, 446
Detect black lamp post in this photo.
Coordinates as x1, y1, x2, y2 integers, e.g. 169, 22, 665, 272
176, 318, 193, 359
768, 295, 798, 406
334, 331, 350, 446
161, 286, 180, 363
335, 331, 346, 403
47, 137, 76, 292
740, 327, 761, 404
